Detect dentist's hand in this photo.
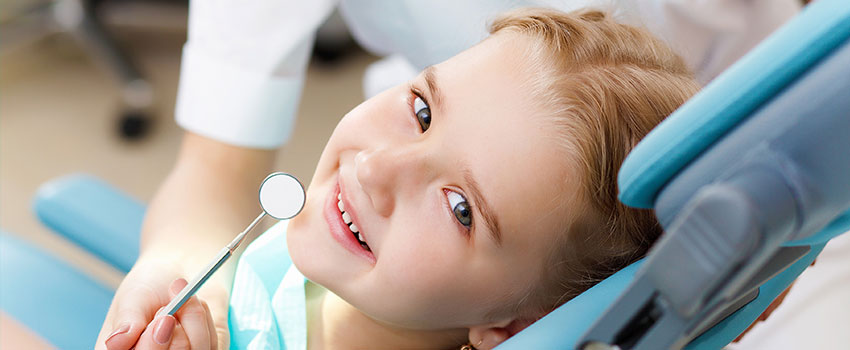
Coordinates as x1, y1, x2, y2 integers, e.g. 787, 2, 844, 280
131, 278, 220, 350
96, 132, 274, 349
96, 257, 230, 350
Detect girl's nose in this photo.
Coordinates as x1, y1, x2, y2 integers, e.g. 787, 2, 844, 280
354, 146, 433, 217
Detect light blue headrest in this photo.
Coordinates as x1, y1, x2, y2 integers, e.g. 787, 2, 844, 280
618, 0, 850, 209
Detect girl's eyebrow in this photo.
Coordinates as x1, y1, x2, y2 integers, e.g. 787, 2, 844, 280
423, 66, 444, 111
463, 166, 503, 247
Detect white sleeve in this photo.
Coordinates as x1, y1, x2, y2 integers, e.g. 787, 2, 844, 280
175, 0, 337, 149
618, 0, 802, 84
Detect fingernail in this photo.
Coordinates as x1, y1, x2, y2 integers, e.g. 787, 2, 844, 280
153, 315, 176, 345
104, 323, 130, 349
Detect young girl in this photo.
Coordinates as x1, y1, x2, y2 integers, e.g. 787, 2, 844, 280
101, 8, 700, 350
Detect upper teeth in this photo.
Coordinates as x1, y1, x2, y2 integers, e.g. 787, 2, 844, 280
337, 193, 364, 241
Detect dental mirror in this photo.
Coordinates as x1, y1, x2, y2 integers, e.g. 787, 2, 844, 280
259, 172, 306, 220
160, 172, 305, 316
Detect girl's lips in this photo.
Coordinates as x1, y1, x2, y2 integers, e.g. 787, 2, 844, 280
338, 177, 371, 249
324, 178, 376, 264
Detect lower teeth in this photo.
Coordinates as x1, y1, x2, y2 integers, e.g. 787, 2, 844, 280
351, 230, 370, 251
341, 209, 370, 252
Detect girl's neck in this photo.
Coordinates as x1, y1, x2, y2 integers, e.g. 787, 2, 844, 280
306, 282, 469, 350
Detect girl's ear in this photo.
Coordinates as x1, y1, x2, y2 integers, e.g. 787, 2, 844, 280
468, 318, 536, 349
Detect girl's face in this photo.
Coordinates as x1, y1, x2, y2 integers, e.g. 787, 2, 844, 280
288, 33, 583, 329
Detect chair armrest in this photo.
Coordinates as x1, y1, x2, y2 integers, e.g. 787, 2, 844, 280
0, 231, 114, 349
33, 174, 144, 273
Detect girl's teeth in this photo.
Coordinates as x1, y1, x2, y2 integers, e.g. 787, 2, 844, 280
337, 191, 364, 244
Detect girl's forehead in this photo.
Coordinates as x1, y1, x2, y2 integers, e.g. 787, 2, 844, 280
464, 121, 575, 246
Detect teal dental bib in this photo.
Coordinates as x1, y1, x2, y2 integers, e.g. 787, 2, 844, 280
229, 221, 308, 350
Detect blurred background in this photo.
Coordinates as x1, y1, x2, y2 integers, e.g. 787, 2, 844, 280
1, 0, 376, 346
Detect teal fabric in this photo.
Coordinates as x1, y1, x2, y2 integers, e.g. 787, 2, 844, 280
228, 221, 308, 350
618, 0, 850, 209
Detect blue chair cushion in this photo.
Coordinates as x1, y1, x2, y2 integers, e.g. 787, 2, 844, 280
33, 174, 143, 273
0, 231, 114, 349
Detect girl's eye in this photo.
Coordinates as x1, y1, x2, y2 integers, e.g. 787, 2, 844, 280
413, 95, 431, 132
447, 190, 472, 228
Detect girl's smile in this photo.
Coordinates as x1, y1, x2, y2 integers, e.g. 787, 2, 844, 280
324, 176, 376, 264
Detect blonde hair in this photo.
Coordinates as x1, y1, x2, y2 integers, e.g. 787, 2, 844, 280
488, 8, 701, 319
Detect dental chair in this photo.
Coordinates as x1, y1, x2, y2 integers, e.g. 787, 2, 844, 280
12, 0, 850, 348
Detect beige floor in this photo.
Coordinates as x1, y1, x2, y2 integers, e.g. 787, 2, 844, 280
0, 18, 377, 294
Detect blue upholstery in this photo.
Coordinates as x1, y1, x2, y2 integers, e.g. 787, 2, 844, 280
0, 231, 114, 349
618, 0, 850, 209
34, 174, 143, 273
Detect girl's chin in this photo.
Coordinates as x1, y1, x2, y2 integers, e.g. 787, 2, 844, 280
285, 227, 323, 289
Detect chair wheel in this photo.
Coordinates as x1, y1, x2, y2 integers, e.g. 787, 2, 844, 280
118, 111, 151, 140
